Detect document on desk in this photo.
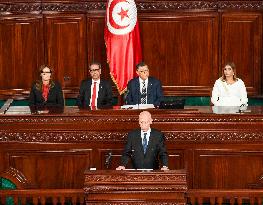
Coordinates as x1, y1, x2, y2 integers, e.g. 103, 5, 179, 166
121, 104, 155, 110
124, 169, 153, 171
5, 106, 31, 115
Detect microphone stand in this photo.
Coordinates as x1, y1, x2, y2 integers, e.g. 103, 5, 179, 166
105, 151, 112, 169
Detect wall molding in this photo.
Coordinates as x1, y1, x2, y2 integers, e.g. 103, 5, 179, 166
1, 130, 263, 143
0, 1, 263, 14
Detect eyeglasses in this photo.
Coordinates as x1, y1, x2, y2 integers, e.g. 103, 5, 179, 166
89, 69, 100, 72
138, 70, 149, 73
41, 71, 51, 74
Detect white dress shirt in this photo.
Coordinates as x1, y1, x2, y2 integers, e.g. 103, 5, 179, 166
141, 128, 151, 146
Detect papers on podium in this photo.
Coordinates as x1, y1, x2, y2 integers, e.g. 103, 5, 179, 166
120, 104, 155, 110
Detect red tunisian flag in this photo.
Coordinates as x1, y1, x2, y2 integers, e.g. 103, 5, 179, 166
105, 0, 142, 95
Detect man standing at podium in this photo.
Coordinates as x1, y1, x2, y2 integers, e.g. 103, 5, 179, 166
116, 111, 169, 170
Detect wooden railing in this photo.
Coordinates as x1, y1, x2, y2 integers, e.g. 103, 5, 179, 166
0, 189, 84, 205
186, 189, 263, 205
2, 188, 263, 205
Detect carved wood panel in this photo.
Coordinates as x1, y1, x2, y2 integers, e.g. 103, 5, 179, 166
221, 12, 262, 96
8, 149, 93, 188
139, 13, 219, 96
84, 170, 187, 204
167, 149, 184, 170
193, 150, 263, 189
87, 15, 109, 80
44, 14, 86, 89
0, 16, 43, 94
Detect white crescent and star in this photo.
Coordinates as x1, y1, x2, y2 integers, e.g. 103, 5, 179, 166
107, 0, 137, 35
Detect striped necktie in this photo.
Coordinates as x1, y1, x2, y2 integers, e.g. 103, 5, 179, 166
141, 81, 146, 104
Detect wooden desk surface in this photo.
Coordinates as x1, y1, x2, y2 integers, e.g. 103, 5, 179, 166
3, 105, 263, 116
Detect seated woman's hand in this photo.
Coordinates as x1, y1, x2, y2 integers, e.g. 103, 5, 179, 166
161, 166, 169, 171
116, 166, 126, 170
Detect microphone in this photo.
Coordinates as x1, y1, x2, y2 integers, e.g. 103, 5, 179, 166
105, 151, 112, 169
130, 149, 134, 158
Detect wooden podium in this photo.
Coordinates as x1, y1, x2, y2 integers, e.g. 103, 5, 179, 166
84, 169, 187, 204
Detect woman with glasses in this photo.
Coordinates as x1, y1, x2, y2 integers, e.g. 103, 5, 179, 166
211, 62, 248, 107
29, 65, 64, 106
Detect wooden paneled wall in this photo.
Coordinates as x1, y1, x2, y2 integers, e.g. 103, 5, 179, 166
0, 1, 262, 98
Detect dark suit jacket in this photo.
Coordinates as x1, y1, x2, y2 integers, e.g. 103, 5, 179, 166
29, 81, 64, 106
126, 76, 163, 106
120, 128, 168, 169
76, 79, 112, 108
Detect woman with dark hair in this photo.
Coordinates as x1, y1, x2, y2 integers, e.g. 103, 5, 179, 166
211, 62, 248, 106
29, 65, 64, 106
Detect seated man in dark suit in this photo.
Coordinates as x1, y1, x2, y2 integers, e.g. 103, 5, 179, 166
76, 62, 112, 109
116, 111, 169, 170
126, 62, 163, 106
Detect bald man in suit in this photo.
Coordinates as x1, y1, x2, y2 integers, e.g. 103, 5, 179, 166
76, 62, 112, 109
116, 111, 169, 170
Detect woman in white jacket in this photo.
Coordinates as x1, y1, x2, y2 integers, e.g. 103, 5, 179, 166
211, 62, 248, 106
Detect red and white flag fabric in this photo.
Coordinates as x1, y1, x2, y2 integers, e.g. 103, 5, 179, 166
105, 0, 142, 95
